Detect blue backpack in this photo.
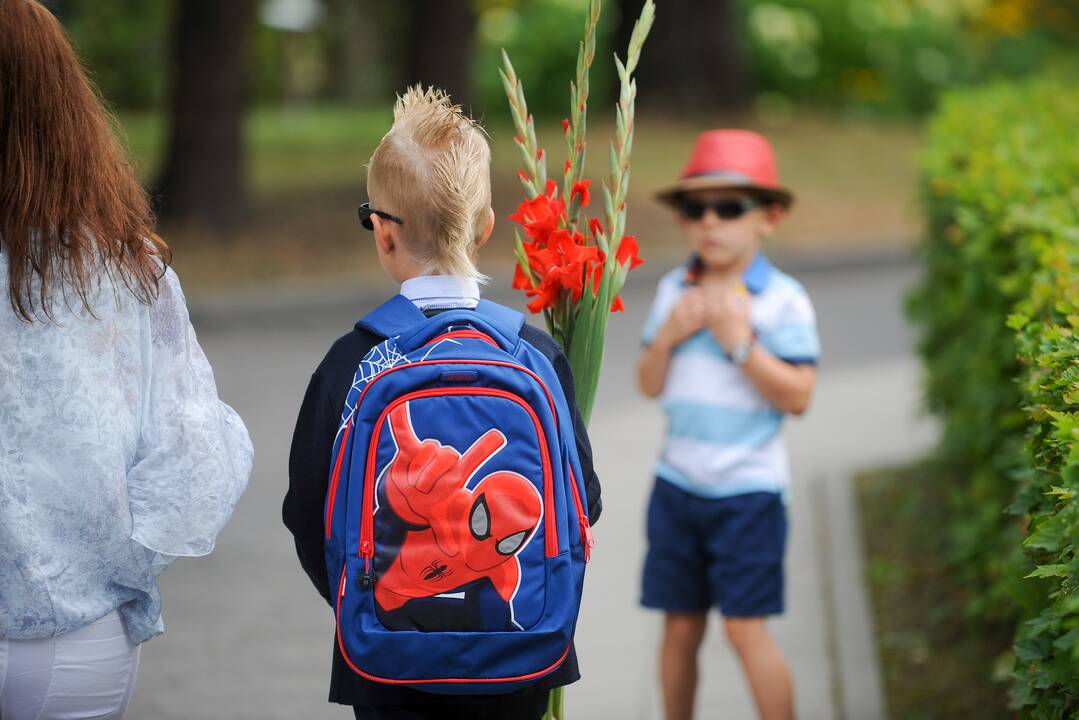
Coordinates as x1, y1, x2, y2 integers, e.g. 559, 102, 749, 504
324, 295, 594, 694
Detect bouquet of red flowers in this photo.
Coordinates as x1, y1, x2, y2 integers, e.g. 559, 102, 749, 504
501, 2, 654, 717
502, 0, 654, 425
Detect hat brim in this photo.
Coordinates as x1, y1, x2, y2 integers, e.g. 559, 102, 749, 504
655, 177, 794, 209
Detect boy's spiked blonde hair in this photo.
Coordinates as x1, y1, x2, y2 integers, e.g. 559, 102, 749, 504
367, 86, 492, 282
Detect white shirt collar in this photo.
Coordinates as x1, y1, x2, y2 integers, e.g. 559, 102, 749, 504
399, 275, 481, 310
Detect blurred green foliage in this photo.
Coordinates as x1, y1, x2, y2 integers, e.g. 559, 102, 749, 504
911, 78, 1079, 716
472, 0, 617, 119
49, 0, 172, 110
51, 0, 1073, 117
741, 0, 1077, 117
119, 106, 392, 192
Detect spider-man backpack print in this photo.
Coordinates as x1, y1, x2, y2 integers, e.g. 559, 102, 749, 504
324, 295, 594, 694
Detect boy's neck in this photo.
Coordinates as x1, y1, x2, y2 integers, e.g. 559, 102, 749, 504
698, 247, 759, 284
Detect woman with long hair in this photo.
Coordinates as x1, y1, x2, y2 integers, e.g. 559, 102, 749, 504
0, 2, 253, 718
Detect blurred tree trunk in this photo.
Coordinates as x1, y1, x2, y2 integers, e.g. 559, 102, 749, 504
156, 0, 252, 230
322, 0, 386, 103
403, 0, 476, 109
616, 0, 752, 113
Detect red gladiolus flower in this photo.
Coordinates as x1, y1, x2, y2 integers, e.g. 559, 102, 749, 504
571, 179, 591, 207
526, 281, 560, 313
588, 217, 604, 239
591, 263, 604, 296
562, 119, 571, 135
615, 235, 644, 270
512, 263, 534, 291
509, 179, 565, 245
519, 227, 604, 311
611, 295, 625, 313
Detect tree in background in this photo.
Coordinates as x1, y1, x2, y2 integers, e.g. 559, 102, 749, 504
155, 0, 253, 230
616, 0, 752, 113
403, 0, 477, 110
320, 0, 387, 104
45, 0, 170, 111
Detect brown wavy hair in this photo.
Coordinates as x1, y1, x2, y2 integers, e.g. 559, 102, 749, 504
0, 0, 169, 322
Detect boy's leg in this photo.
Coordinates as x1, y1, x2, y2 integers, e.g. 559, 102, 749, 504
641, 480, 712, 720
660, 612, 708, 720
724, 617, 794, 720
706, 491, 791, 719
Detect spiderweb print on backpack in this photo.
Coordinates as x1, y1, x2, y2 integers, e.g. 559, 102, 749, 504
335, 339, 411, 440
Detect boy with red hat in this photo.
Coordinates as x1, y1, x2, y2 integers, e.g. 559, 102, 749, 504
637, 130, 819, 720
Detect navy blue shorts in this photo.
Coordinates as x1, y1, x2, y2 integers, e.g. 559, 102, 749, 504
640, 478, 787, 617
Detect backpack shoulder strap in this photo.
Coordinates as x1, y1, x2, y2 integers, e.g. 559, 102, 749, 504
474, 299, 526, 337
355, 294, 427, 338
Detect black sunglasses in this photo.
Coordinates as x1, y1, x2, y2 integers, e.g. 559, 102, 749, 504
679, 196, 761, 221
358, 202, 404, 231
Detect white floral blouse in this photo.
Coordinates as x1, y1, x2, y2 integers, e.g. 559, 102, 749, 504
0, 253, 252, 644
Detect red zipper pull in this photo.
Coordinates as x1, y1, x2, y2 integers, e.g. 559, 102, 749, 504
359, 544, 377, 589
580, 518, 595, 562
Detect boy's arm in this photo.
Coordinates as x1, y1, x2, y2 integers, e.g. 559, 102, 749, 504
738, 349, 816, 416
637, 288, 708, 398
637, 334, 672, 399
283, 372, 335, 604
708, 287, 818, 415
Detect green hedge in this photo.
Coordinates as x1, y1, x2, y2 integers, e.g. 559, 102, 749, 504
910, 78, 1078, 717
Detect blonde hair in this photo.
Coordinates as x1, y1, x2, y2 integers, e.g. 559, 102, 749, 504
367, 86, 492, 282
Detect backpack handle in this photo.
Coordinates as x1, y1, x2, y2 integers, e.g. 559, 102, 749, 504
395, 308, 521, 355
357, 295, 526, 354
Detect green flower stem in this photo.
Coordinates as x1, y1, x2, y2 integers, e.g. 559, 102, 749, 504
505, 5, 654, 710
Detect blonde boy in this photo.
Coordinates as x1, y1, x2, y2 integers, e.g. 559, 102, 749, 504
284, 87, 601, 719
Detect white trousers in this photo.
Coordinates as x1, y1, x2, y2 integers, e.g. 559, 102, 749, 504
0, 611, 140, 720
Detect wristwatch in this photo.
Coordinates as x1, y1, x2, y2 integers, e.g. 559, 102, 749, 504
730, 337, 756, 366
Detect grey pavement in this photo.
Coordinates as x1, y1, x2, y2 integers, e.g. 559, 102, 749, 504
127, 254, 934, 720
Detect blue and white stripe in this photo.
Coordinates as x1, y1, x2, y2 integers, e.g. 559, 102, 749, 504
642, 253, 819, 501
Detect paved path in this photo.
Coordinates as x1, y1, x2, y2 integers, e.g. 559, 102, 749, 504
127, 256, 934, 719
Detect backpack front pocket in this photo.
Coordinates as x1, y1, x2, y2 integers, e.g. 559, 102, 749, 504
358, 389, 555, 633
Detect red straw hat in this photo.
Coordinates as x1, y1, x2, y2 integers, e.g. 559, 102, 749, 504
655, 129, 794, 209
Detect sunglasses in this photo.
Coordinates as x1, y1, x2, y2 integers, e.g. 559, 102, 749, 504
358, 202, 404, 231
679, 196, 761, 221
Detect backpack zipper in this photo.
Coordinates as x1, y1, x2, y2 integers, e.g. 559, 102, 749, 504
568, 467, 594, 562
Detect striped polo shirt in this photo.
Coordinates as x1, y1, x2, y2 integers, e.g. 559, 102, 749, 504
641, 252, 820, 501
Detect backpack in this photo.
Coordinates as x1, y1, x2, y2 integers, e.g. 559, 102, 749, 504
324, 295, 594, 694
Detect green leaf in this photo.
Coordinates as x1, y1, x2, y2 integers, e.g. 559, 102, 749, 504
1024, 564, 1070, 579
1008, 313, 1031, 331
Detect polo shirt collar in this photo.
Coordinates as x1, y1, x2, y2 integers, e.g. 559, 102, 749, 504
684, 251, 774, 295
400, 274, 481, 310
742, 251, 774, 294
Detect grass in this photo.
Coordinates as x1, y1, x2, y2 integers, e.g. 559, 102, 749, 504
855, 461, 1017, 720
115, 105, 924, 292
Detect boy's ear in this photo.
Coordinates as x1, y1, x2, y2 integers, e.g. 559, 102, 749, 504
759, 203, 785, 236
475, 207, 495, 251
764, 204, 786, 224
371, 214, 395, 255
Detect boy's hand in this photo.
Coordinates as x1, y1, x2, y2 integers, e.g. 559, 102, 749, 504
703, 284, 753, 352
658, 288, 708, 348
